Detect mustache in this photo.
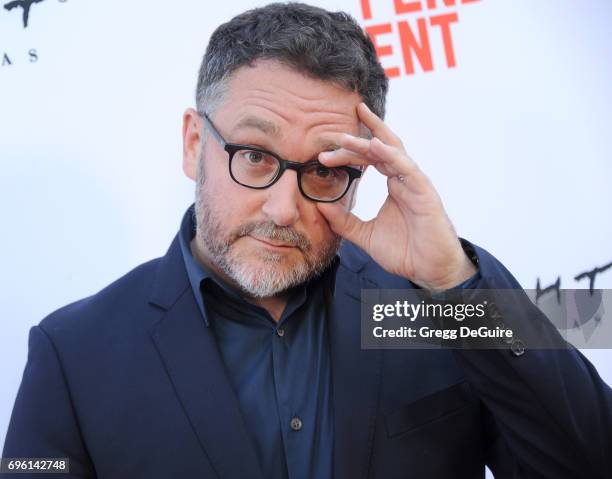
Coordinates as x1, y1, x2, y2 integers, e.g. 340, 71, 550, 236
233, 222, 311, 252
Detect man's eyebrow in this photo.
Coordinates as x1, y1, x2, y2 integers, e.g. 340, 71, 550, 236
231, 115, 280, 137
318, 141, 341, 152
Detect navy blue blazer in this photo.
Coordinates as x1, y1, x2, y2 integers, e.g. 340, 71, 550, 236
3, 236, 611, 478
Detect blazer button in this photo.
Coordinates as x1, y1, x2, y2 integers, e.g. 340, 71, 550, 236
276, 328, 285, 337
290, 417, 303, 431
510, 339, 526, 356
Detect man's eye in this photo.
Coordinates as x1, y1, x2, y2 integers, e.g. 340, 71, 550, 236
245, 151, 264, 163
316, 166, 333, 178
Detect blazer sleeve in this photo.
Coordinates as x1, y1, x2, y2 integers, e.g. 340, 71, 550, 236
453, 242, 612, 479
2, 326, 96, 478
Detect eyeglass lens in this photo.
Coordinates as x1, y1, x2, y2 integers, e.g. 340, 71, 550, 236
231, 148, 350, 201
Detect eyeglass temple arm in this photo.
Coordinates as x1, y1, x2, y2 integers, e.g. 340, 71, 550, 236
201, 112, 227, 147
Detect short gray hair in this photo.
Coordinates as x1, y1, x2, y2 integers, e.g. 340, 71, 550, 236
195, 2, 388, 122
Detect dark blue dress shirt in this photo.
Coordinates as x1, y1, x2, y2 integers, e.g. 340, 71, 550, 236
178, 206, 337, 479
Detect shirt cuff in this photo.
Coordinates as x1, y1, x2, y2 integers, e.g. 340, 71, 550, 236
408, 238, 482, 294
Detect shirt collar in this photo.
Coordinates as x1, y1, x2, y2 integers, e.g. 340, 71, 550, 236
178, 204, 340, 326
178, 205, 213, 325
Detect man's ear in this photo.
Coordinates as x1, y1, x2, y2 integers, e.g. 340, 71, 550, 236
182, 108, 202, 181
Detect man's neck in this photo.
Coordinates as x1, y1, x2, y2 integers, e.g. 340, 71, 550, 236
189, 237, 289, 322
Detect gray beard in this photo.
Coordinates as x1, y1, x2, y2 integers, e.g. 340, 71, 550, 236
193, 167, 341, 298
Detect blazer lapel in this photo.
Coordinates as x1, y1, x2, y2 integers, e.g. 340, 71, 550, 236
148, 236, 264, 479
329, 253, 383, 479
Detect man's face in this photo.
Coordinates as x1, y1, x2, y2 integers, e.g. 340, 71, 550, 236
183, 59, 364, 298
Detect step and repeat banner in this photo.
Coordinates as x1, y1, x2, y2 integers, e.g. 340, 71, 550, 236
1, 0, 611, 452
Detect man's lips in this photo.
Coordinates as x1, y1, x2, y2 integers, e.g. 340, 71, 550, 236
248, 235, 298, 250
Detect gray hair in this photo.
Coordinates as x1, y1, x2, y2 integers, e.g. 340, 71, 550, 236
195, 2, 388, 124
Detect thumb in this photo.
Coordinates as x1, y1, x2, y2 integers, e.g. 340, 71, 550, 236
316, 202, 371, 252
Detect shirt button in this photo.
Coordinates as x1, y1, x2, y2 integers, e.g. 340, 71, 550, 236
290, 416, 303, 431
276, 328, 285, 337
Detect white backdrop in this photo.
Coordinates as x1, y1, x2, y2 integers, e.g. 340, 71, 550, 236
1, 0, 611, 466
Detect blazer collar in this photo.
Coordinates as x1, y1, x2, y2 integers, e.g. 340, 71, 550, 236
148, 234, 190, 311
148, 234, 265, 479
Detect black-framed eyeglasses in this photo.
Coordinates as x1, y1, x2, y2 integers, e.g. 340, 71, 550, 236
201, 112, 362, 203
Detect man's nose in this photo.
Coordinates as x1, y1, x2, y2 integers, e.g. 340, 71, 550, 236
261, 170, 301, 226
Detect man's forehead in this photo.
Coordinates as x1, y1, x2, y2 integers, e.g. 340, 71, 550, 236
229, 112, 370, 149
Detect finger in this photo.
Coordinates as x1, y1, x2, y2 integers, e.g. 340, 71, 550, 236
387, 170, 433, 203
319, 133, 388, 167
319, 139, 415, 180
319, 133, 383, 166
357, 102, 403, 147
368, 137, 419, 178
337, 133, 371, 157
319, 133, 379, 166
320, 147, 395, 177
320, 129, 423, 189
316, 202, 372, 252
322, 134, 416, 177
318, 146, 370, 168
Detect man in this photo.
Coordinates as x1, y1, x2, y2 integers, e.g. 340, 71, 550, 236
3, 3, 611, 478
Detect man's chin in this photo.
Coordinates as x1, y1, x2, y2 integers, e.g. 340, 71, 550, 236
232, 254, 307, 278
232, 269, 304, 298
225, 254, 311, 297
